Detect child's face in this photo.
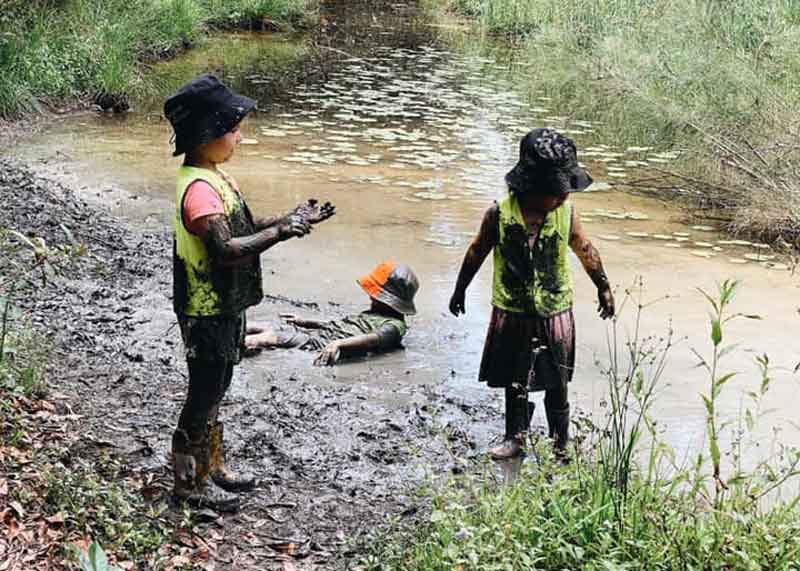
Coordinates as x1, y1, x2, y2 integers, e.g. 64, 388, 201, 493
196, 122, 242, 164
523, 190, 569, 212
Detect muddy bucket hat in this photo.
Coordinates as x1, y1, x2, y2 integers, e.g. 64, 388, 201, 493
505, 128, 592, 195
357, 261, 419, 316
164, 74, 256, 157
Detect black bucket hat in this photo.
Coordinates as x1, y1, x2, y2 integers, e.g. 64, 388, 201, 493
164, 74, 256, 157
505, 128, 593, 196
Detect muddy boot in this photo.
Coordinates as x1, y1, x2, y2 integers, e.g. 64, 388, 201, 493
490, 437, 523, 460
527, 400, 536, 430
208, 421, 256, 492
546, 405, 571, 464
172, 429, 240, 512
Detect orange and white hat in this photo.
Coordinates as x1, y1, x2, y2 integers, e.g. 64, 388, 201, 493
357, 261, 419, 316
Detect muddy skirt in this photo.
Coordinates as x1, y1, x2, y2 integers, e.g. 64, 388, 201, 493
478, 306, 575, 391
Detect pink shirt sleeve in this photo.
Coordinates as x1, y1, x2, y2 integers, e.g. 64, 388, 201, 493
182, 180, 224, 235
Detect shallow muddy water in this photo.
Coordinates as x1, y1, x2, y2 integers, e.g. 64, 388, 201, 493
12, 0, 800, 466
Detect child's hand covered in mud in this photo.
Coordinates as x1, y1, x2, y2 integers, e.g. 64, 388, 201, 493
597, 286, 615, 319
278, 215, 312, 240
293, 199, 336, 225
314, 341, 341, 366
449, 288, 466, 316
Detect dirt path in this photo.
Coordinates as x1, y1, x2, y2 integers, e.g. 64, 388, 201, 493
0, 155, 504, 569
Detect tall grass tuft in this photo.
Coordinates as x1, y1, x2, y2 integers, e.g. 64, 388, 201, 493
0, 0, 316, 118
429, 0, 800, 245
361, 281, 800, 570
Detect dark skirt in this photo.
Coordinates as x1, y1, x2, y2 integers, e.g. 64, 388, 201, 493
478, 306, 575, 391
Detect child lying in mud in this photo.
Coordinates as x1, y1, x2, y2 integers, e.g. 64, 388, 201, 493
449, 128, 615, 462
244, 261, 419, 366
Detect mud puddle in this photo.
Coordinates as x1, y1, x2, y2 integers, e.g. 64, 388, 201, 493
8, 0, 800, 558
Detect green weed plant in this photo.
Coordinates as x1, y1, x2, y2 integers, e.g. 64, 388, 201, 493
362, 280, 800, 570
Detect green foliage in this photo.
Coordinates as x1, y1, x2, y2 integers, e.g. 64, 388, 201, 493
363, 282, 800, 570
73, 542, 123, 571
0, 0, 317, 117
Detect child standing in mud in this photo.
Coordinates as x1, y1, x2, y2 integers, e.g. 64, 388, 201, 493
244, 261, 419, 365
449, 128, 614, 461
164, 74, 334, 512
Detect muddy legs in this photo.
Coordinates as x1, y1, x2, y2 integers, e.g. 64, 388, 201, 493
173, 358, 248, 511
545, 384, 570, 462
490, 383, 530, 459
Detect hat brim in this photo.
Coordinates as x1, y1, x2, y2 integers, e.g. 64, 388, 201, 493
357, 277, 417, 316
172, 92, 257, 157
505, 162, 593, 195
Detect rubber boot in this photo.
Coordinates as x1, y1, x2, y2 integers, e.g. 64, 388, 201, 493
546, 405, 571, 464
208, 421, 256, 492
490, 385, 528, 460
172, 428, 240, 512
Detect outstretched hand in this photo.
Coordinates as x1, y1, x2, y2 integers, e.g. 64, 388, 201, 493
293, 199, 336, 225
279, 215, 312, 240
449, 289, 466, 316
598, 286, 615, 319
314, 342, 341, 366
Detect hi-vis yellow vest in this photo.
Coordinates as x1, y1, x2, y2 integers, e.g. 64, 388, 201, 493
173, 166, 262, 317
492, 195, 573, 317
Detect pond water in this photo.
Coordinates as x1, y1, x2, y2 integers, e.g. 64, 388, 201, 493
12, 0, 800, 465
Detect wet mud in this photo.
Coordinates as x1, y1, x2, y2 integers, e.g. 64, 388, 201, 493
0, 155, 505, 569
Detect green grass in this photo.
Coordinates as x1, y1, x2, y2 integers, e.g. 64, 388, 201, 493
0, 0, 316, 117
362, 281, 800, 570
427, 0, 800, 243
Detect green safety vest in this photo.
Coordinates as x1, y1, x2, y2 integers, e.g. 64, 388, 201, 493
492, 195, 574, 317
173, 166, 263, 317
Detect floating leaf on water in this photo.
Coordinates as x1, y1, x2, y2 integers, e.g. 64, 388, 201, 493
414, 191, 448, 200
584, 181, 613, 192
743, 253, 775, 261
690, 250, 714, 258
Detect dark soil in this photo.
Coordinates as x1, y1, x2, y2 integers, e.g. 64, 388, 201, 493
0, 155, 501, 569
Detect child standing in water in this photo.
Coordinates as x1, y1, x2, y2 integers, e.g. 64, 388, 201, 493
449, 128, 614, 460
165, 74, 334, 512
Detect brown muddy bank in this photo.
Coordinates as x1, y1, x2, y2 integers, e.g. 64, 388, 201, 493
0, 156, 509, 569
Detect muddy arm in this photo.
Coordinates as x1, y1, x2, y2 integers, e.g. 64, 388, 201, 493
314, 333, 381, 366
253, 200, 336, 231
281, 314, 326, 329
196, 214, 310, 267
569, 209, 615, 319
449, 205, 498, 316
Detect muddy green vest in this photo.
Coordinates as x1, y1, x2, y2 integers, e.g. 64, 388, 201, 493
173, 166, 263, 317
492, 195, 573, 317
